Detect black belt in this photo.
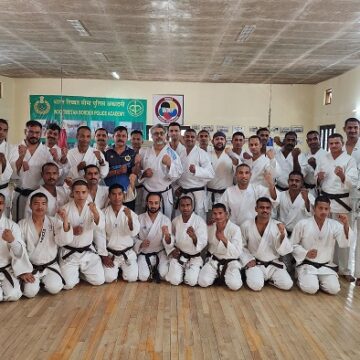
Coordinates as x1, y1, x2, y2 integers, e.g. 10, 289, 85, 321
140, 250, 162, 283
135, 184, 144, 189
174, 186, 205, 209
255, 259, 284, 269
298, 259, 338, 272
178, 250, 202, 266
107, 245, 133, 262
15, 187, 35, 222
304, 182, 316, 189
211, 254, 239, 282
275, 184, 289, 191
143, 184, 172, 195
62, 244, 97, 260
321, 191, 351, 212
0, 182, 9, 190
32, 256, 66, 285
207, 187, 226, 204
0, 263, 14, 287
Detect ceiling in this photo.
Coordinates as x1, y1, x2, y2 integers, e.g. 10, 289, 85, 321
1, 0, 360, 84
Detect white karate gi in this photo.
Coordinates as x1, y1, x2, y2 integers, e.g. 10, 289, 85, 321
135, 211, 172, 281
292, 217, 353, 294
139, 145, 183, 219
67, 146, 109, 179
177, 145, 214, 219
220, 184, 278, 227
87, 185, 109, 210
315, 151, 357, 276
165, 213, 207, 286
19, 215, 73, 297
96, 205, 140, 283
276, 191, 315, 233
198, 221, 245, 290
207, 150, 234, 206
24, 185, 70, 218
47, 144, 71, 185
274, 149, 295, 189
0, 215, 32, 301
10, 142, 54, 221
241, 218, 293, 291
59, 200, 105, 289
0, 141, 15, 216
244, 153, 277, 188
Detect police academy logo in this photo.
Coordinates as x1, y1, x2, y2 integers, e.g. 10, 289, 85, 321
155, 97, 182, 124
33, 96, 51, 115
127, 100, 144, 117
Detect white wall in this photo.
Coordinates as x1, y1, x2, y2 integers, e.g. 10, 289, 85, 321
313, 65, 360, 132
0, 75, 15, 125
9, 78, 314, 144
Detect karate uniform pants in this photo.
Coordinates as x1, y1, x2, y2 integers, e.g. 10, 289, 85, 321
198, 258, 242, 291
166, 256, 203, 286
246, 264, 293, 291
0, 270, 22, 302
104, 249, 138, 283
23, 263, 64, 298
296, 264, 340, 295
60, 251, 105, 289
138, 250, 169, 281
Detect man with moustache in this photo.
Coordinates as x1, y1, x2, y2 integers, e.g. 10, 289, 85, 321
105, 126, 137, 210
274, 131, 302, 191
138, 124, 183, 218
256, 127, 271, 154
298, 130, 327, 196
19, 193, 72, 297
130, 130, 144, 154
135, 192, 172, 282
24, 162, 69, 218
175, 128, 214, 220
241, 197, 293, 291
226, 131, 246, 166
292, 196, 353, 294
207, 131, 237, 208
197, 129, 211, 152
67, 126, 109, 179
11, 120, 54, 221
130, 129, 144, 213
94, 128, 109, 153
315, 133, 358, 282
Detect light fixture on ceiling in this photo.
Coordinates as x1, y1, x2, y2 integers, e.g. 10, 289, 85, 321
222, 56, 232, 66
236, 25, 256, 42
67, 19, 90, 37
111, 71, 120, 79
94, 52, 109, 62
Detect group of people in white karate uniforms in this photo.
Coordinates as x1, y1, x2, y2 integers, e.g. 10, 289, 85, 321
0, 117, 359, 302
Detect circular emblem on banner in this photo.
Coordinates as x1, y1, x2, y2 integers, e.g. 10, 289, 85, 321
34, 96, 51, 115
124, 155, 131, 162
155, 97, 181, 124
127, 100, 144, 117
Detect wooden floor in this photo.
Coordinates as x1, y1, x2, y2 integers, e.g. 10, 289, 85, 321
1, 279, 360, 360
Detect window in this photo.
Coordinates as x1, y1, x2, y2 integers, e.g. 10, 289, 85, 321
319, 124, 336, 150
324, 88, 332, 105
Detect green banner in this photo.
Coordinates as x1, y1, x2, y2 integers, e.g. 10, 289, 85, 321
29, 95, 147, 140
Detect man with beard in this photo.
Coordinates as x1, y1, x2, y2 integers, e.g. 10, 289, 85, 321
175, 128, 214, 220
94, 128, 109, 153
168, 122, 186, 156
220, 163, 278, 227
105, 126, 137, 210
24, 162, 69, 217
45, 123, 69, 184
341, 118, 360, 285
292, 196, 353, 294
135, 192, 172, 282
0, 193, 32, 301
97, 184, 140, 283
198, 203, 246, 291
315, 133, 358, 282
298, 131, 327, 196
138, 124, 183, 218
19, 193, 72, 297
207, 131, 237, 209
274, 131, 302, 191
0, 119, 15, 216
67, 126, 109, 179
11, 120, 54, 221
59, 179, 105, 289
165, 196, 207, 286
241, 197, 293, 291
243, 135, 277, 188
